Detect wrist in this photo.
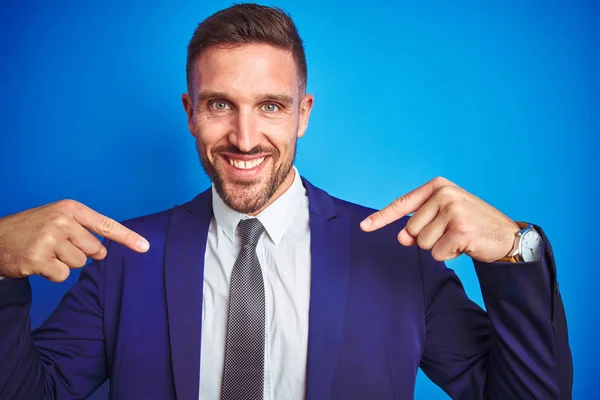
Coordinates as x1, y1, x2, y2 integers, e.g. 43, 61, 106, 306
503, 221, 529, 259
497, 221, 541, 263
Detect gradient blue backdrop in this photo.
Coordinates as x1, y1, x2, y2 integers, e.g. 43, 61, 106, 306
1, 1, 598, 398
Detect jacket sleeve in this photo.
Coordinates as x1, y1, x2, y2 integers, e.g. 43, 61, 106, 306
418, 225, 572, 399
0, 248, 110, 400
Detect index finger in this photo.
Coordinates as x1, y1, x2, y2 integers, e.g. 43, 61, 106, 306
360, 177, 455, 232
72, 204, 150, 252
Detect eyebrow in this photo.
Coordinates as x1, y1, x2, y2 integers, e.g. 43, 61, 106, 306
256, 94, 294, 107
196, 91, 228, 103
196, 91, 294, 107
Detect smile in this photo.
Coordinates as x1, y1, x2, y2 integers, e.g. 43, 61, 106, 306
227, 156, 266, 170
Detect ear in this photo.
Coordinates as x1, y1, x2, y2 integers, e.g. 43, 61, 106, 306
297, 93, 314, 139
181, 93, 195, 136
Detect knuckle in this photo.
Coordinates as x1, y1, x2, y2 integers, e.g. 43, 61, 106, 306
437, 185, 458, 201
24, 243, 50, 268
55, 199, 78, 213
433, 176, 448, 185
373, 210, 385, 222
75, 254, 88, 268
392, 195, 408, 209
46, 213, 69, 227
91, 245, 108, 260
98, 217, 116, 236
446, 200, 464, 216
405, 219, 418, 237
453, 222, 470, 236
24, 246, 41, 264
37, 231, 58, 248
430, 250, 444, 262
91, 240, 105, 256
416, 233, 431, 249
50, 265, 70, 283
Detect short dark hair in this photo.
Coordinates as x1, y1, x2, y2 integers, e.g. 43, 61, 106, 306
186, 3, 307, 95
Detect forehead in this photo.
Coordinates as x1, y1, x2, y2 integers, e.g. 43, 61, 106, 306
192, 43, 299, 98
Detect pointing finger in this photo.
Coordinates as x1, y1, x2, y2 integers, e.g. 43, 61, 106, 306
72, 204, 150, 253
361, 177, 456, 232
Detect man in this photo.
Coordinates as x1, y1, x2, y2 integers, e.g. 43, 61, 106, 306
0, 3, 572, 399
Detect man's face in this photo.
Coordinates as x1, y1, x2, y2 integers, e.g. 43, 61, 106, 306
182, 44, 313, 215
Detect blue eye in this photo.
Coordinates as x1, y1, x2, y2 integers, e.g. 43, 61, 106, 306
262, 103, 279, 112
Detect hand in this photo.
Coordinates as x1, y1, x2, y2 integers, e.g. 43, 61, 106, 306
0, 200, 149, 282
360, 177, 520, 263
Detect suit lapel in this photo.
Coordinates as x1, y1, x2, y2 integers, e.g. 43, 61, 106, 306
302, 178, 351, 400
164, 179, 350, 400
165, 189, 212, 400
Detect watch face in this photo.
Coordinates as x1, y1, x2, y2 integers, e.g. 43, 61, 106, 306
521, 230, 542, 262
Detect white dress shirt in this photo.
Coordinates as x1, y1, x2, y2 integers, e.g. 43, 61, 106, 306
199, 167, 311, 400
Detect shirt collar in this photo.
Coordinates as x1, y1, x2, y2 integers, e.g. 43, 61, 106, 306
211, 166, 306, 246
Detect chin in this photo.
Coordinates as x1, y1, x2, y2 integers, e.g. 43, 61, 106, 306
201, 148, 294, 214
219, 178, 271, 214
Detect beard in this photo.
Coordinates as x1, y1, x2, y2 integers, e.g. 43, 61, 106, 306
197, 139, 297, 214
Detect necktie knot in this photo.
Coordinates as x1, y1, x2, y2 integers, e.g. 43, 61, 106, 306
238, 218, 265, 248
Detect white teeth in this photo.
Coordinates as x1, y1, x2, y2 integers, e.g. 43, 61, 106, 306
228, 156, 265, 169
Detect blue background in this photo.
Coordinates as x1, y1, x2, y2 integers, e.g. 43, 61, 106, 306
1, 0, 598, 398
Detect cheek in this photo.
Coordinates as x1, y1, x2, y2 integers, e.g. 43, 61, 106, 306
196, 118, 231, 153
261, 118, 298, 150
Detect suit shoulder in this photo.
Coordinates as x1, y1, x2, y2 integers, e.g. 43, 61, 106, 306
330, 195, 410, 232
103, 202, 188, 256
116, 188, 211, 232
118, 207, 174, 236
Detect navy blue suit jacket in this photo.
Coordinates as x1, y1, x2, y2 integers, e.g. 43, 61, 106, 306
0, 178, 572, 399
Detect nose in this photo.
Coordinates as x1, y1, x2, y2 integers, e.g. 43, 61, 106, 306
228, 108, 261, 153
